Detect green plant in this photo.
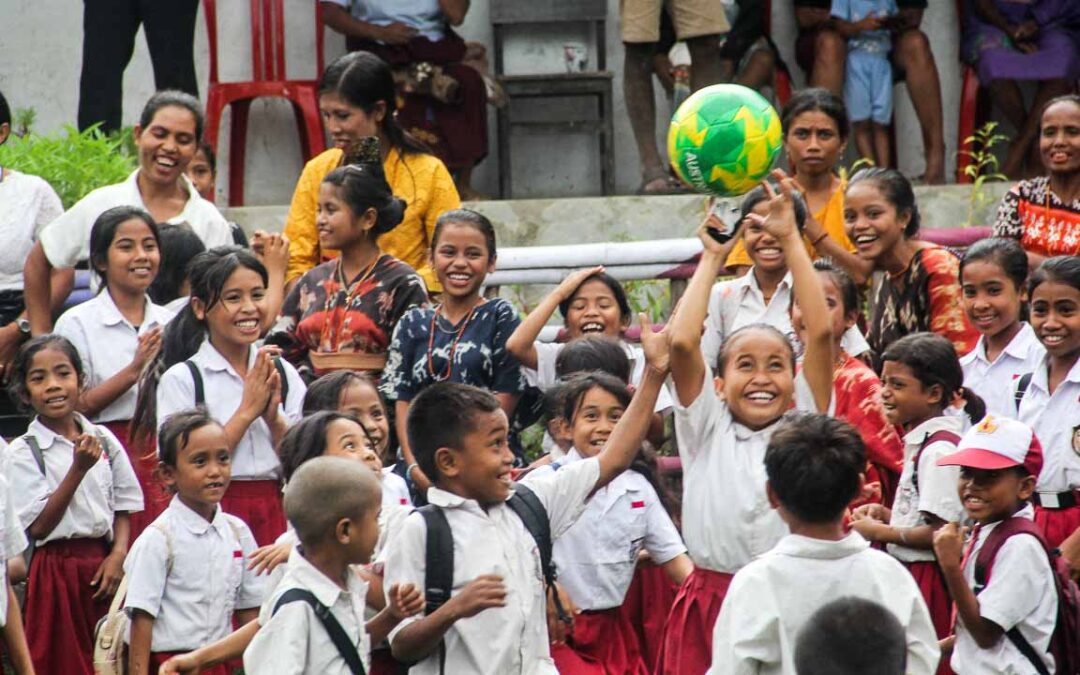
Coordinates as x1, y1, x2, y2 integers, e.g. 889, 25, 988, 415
959, 121, 1009, 226
0, 122, 137, 209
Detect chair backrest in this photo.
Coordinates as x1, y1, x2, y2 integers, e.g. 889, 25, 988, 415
203, 0, 324, 85
490, 0, 606, 25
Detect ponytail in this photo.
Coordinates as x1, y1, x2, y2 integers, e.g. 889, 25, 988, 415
958, 387, 987, 426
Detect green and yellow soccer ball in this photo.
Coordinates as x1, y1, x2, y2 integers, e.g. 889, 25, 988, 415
667, 84, 783, 197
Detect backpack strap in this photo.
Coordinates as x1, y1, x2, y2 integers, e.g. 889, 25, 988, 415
22, 434, 45, 476
911, 429, 962, 494
273, 356, 289, 406
1014, 372, 1034, 413
185, 360, 205, 407
507, 483, 571, 624
418, 504, 452, 675
273, 588, 367, 675
150, 522, 175, 575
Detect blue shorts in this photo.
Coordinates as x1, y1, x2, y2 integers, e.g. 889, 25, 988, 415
844, 50, 893, 124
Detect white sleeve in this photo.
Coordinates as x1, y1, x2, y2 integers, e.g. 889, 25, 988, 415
840, 325, 871, 358
38, 196, 95, 268
98, 424, 144, 513
794, 369, 834, 415
0, 475, 27, 560
520, 456, 600, 538
54, 311, 93, 381
32, 179, 64, 238
235, 519, 268, 609
157, 364, 197, 433
915, 445, 964, 523
279, 360, 307, 426
244, 599, 312, 675
700, 284, 725, 374
671, 366, 721, 463
384, 514, 429, 645
707, 569, 775, 675
642, 482, 685, 565
530, 342, 563, 390
897, 571, 942, 675
6, 439, 51, 531
123, 526, 170, 618
978, 535, 1055, 632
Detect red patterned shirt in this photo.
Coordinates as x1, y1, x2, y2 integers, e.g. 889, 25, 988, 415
994, 176, 1080, 258
835, 353, 905, 505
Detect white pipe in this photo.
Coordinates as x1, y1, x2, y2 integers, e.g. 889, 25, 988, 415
495, 238, 703, 270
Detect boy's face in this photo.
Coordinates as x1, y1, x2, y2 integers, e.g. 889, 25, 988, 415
342, 498, 381, 566
161, 424, 232, 520
187, 149, 216, 201
957, 466, 1035, 524
438, 409, 515, 505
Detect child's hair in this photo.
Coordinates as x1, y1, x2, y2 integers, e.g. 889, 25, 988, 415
541, 382, 569, 427
139, 90, 204, 141
960, 237, 1028, 290
278, 411, 371, 482
1029, 255, 1080, 300
197, 141, 217, 174
0, 89, 10, 129
881, 332, 986, 423
322, 162, 406, 239
89, 205, 161, 289
432, 208, 497, 261
717, 323, 795, 375
560, 371, 632, 423
781, 87, 850, 141
284, 456, 381, 548
158, 409, 220, 467
8, 335, 85, 413
555, 336, 632, 383
556, 272, 632, 325
407, 382, 501, 483
740, 184, 809, 232
847, 168, 920, 238
147, 224, 208, 304
764, 412, 865, 523
812, 259, 860, 315
794, 597, 907, 675
302, 371, 377, 415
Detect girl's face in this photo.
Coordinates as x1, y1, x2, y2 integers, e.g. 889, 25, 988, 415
791, 272, 854, 349
719, 329, 796, 430
324, 417, 384, 476
844, 182, 909, 262
565, 279, 626, 339
742, 201, 785, 273
338, 379, 390, 457
101, 218, 160, 296
316, 183, 375, 251
570, 386, 625, 458
162, 424, 231, 514
319, 92, 383, 151
433, 223, 494, 300
1030, 280, 1080, 360
196, 267, 267, 348
784, 110, 845, 177
1039, 101, 1080, 175
880, 360, 941, 428
187, 149, 216, 201
961, 260, 1023, 339
25, 347, 80, 421
134, 105, 199, 187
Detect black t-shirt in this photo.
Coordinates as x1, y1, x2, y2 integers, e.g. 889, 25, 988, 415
793, 0, 927, 8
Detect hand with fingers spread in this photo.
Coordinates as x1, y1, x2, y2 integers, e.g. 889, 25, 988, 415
758, 171, 801, 243
248, 542, 292, 576
639, 311, 673, 376
554, 266, 606, 302
238, 350, 274, 420
253, 231, 290, 279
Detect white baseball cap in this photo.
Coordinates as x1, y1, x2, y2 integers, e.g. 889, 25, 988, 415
937, 414, 1043, 478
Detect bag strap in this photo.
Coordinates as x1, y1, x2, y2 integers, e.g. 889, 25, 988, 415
507, 483, 570, 624
22, 434, 45, 476
273, 356, 289, 405
1005, 627, 1052, 675
150, 521, 175, 575
911, 429, 962, 495
185, 360, 205, 406
273, 588, 367, 675
418, 504, 452, 675
1014, 372, 1034, 412
108, 575, 129, 616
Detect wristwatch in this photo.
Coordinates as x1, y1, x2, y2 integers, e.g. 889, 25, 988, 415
16, 318, 31, 338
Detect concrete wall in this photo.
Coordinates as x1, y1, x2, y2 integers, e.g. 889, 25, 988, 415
0, 0, 963, 204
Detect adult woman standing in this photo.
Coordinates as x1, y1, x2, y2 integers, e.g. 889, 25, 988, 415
283, 51, 460, 295
994, 95, 1080, 268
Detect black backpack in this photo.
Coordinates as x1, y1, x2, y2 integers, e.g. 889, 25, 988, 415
417, 482, 568, 674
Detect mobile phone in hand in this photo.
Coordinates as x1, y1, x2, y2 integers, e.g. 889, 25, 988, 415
705, 198, 742, 244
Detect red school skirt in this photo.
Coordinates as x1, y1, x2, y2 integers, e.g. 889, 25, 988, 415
904, 561, 953, 639
655, 567, 733, 675
25, 538, 112, 675
1034, 503, 1080, 549
151, 652, 229, 675
571, 607, 651, 675
620, 561, 679, 672
102, 420, 167, 542
551, 642, 607, 675
221, 479, 286, 546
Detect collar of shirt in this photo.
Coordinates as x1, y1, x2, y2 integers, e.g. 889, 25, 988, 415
732, 267, 794, 305
902, 415, 965, 447
284, 545, 364, 609
165, 494, 232, 538
1031, 350, 1080, 394
195, 340, 255, 376
122, 169, 201, 218
94, 290, 167, 329
961, 323, 1039, 367
771, 531, 870, 560
974, 502, 1036, 547
27, 411, 97, 448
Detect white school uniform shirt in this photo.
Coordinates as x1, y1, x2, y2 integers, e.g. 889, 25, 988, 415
887, 416, 965, 563
7, 414, 144, 543
54, 291, 177, 423
951, 504, 1057, 675
123, 495, 264, 651
157, 341, 307, 480
0, 461, 29, 628
1019, 353, 1080, 494
381, 467, 413, 508
708, 532, 940, 675
960, 323, 1045, 419
245, 546, 372, 675
671, 366, 829, 573
529, 448, 685, 610
383, 456, 601, 675
0, 169, 63, 291
38, 170, 232, 273
700, 269, 871, 370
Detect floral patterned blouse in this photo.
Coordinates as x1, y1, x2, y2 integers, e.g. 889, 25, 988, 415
868, 246, 979, 363
993, 176, 1080, 258
380, 298, 526, 402
270, 254, 428, 374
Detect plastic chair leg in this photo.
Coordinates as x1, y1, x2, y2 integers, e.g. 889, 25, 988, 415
294, 91, 325, 159
228, 99, 253, 206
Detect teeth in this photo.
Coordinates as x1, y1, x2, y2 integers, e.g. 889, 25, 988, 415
236, 319, 258, 329
757, 248, 781, 255
46, 396, 66, 404
581, 323, 604, 333
855, 235, 877, 244
746, 392, 776, 401
448, 274, 470, 281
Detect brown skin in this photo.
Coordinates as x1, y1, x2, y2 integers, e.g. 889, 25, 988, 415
961, 260, 1025, 363
1028, 101, 1080, 268
2, 581, 34, 675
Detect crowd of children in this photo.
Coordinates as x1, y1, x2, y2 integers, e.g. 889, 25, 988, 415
0, 83, 1079, 675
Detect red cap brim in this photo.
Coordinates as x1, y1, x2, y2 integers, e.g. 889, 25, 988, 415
936, 447, 1022, 470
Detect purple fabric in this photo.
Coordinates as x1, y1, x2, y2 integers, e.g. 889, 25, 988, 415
962, 0, 1080, 81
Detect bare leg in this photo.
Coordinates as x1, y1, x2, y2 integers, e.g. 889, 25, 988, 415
735, 50, 776, 92
811, 29, 846, 95
624, 42, 667, 189
454, 166, 485, 201
854, 121, 875, 163
989, 79, 1028, 130
873, 123, 891, 168
1002, 78, 1072, 178
686, 34, 724, 91
893, 29, 945, 184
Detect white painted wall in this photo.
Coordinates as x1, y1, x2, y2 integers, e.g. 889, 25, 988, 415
0, 0, 962, 204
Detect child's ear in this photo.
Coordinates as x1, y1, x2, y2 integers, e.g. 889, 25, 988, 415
190, 296, 206, 321
336, 517, 351, 544
925, 383, 945, 406
434, 446, 459, 479
713, 375, 725, 398
158, 462, 178, 490
765, 481, 780, 510
360, 207, 378, 235
1018, 474, 1037, 502
844, 310, 858, 330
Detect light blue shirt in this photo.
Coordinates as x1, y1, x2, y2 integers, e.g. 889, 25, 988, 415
831, 0, 897, 54
326, 0, 447, 41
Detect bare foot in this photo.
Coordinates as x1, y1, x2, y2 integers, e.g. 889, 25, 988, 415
638, 176, 676, 195
458, 186, 488, 202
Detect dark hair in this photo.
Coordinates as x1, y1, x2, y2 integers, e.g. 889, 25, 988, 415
407, 382, 501, 483
196, 141, 217, 174
717, 323, 796, 374
322, 165, 406, 239
8, 335, 85, 414
557, 272, 632, 325
157, 409, 221, 467
148, 224, 207, 304
847, 168, 921, 237
139, 90, 204, 141
882, 332, 986, 423
961, 237, 1028, 291
89, 205, 161, 290
739, 184, 809, 232
813, 259, 860, 315
1029, 254, 1080, 298
432, 208, 497, 262
541, 382, 569, 426
318, 51, 429, 156
781, 87, 850, 141
1041, 94, 1080, 130
278, 411, 364, 482
560, 371, 632, 423
765, 412, 865, 523
302, 371, 377, 415
795, 597, 907, 675
555, 336, 632, 383
0, 89, 10, 129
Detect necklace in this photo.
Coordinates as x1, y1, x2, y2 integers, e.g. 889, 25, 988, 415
320, 253, 382, 351
426, 299, 483, 381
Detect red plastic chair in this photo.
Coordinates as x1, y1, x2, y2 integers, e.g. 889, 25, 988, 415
763, 0, 793, 107
955, 0, 984, 184
203, 0, 327, 206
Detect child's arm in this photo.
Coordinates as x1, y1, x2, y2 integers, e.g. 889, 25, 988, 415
391, 574, 507, 663
395, 400, 431, 494
933, 522, 1003, 648
660, 553, 694, 587
504, 265, 605, 370
2, 580, 33, 675
75, 326, 162, 417
92, 511, 130, 600
159, 621, 262, 674
26, 433, 102, 541
251, 231, 290, 334
127, 610, 154, 675
260, 366, 289, 450
366, 582, 424, 646
248, 541, 292, 576
851, 513, 945, 550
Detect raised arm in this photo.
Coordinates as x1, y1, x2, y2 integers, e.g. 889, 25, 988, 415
504, 266, 603, 370
24, 242, 54, 335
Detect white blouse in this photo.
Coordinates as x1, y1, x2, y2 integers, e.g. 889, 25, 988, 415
0, 170, 63, 291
